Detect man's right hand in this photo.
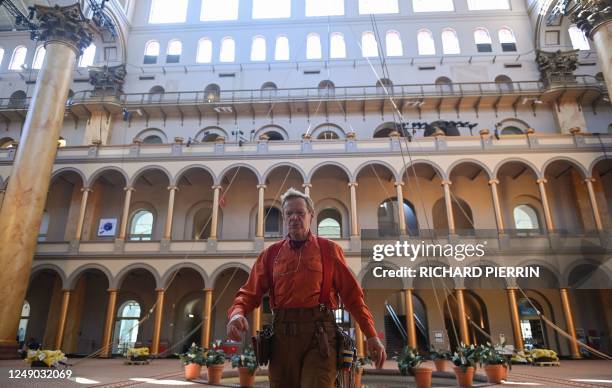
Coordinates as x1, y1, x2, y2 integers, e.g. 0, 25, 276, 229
227, 314, 249, 341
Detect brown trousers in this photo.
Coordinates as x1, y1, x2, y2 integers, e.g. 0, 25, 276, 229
269, 307, 338, 388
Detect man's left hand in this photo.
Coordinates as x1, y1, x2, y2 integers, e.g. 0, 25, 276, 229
366, 337, 386, 369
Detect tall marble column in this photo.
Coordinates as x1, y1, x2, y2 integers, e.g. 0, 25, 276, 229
403, 289, 417, 348
201, 288, 213, 348
348, 182, 359, 236
442, 180, 455, 234
489, 179, 505, 232
560, 288, 582, 359
566, 1, 612, 94
395, 182, 407, 235
536, 178, 555, 231
455, 289, 470, 345
118, 187, 135, 240
151, 289, 165, 355
101, 289, 118, 358
210, 186, 221, 239
74, 187, 92, 241
584, 177, 604, 231
0, 4, 94, 358
256, 184, 266, 238
163, 186, 178, 240
506, 288, 524, 350
54, 289, 72, 350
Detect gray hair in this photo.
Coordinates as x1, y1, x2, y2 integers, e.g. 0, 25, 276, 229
280, 187, 314, 214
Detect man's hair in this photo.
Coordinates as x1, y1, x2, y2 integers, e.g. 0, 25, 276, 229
280, 187, 314, 214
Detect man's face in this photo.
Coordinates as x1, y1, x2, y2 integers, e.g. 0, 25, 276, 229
283, 197, 313, 240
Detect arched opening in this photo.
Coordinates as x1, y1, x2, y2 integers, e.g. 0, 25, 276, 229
376, 78, 394, 95
435, 77, 453, 94
129, 210, 154, 241
166, 39, 182, 63
25, 269, 63, 349
432, 197, 474, 235
318, 80, 335, 97
83, 169, 127, 241
176, 167, 215, 240
441, 28, 460, 54
148, 86, 165, 103
8, 90, 27, 108
445, 291, 491, 349
211, 268, 250, 341
417, 29, 435, 55
0, 137, 15, 148
378, 198, 418, 236
204, 84, 221, 102
220, 37, 236, 62
513, 204, 541, 231
317, 208, 342, 238
544, 160, 591, 233
260, 82, 278, 98
264, 206, 282, 237
495, 75, 514, 92
518, 298, 548, 350
114, 300, 141, 353
474, 28, 492, 52
373, 122, 401, 138
499, 27, 517, 52
502, 126, 523, 135
144, 40, 160, 64
143, 135, 163, 144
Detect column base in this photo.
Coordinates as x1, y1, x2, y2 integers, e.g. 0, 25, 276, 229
207, 238, 218, 252
0, 340, 19, 360
160, 239, 171, 253
114, 238, 125, 252
254, 237, 264, 252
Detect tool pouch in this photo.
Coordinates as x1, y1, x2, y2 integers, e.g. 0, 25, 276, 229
252, 324, 274, 366
336, 327, 356, 370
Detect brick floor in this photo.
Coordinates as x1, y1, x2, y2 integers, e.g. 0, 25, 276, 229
0, 358, 610, 387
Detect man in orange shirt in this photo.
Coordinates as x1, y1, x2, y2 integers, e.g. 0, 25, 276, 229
227, 188, 386, 387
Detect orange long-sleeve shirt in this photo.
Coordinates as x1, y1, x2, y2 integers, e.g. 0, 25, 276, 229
228, 233, 377, 338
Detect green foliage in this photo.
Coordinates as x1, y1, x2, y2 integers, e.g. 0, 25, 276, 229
230, 348, 257, 374
451, 343, 479, 372
429, 345, 452, 361
395, 347, 424, 376
478, 343, 506, 366
204, 340, 226, 366
177, 343, 205, 366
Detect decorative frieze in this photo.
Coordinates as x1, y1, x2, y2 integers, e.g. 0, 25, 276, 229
565, 0, 612, 38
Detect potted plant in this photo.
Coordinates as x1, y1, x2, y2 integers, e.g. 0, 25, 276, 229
204, 340, 226, 384
126, 347, 150, 362
25, 350, 66, 368
354, 356, 372, 387
451, 343, 479, 388
396, 347, 432, 388
429, 346, 452, 372
178, 343, 204, 380
231, 347, 257, 387
478, 342, 506, 383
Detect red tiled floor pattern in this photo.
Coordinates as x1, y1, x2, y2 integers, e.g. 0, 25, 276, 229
0, 359, 610, 387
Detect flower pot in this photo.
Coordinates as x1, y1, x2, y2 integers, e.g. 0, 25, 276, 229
207, 364, 224, 384
434, 359, 447, 372
412, 367, 432, 388
238, 367, 256, 387
484, 364, 504, 384
184, 364, 202, 380
453, 366, 475, 388
354, 368, 363, 387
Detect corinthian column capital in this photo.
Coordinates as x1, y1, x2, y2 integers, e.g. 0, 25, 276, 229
32, 4, 95, 55
565, 0, 612, 38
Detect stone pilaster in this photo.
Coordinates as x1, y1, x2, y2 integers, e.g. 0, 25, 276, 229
0, 3, 95, 359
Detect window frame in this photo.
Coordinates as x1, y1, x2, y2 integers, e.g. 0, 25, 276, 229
149, 0, 189, 24
9, 46, 27, 71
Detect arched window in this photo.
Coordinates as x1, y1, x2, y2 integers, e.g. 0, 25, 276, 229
435, 77, 453, 93
148, 86, 165, 102
0, 48, 4, 67
362, 32, 378, 57
129, 210, 154, 241
166, 39, 182, 63
114, 301, 141, 353
38, 211, 49, 241
307, 33, 322, 59
413, 0, 454, 12
264, 206, 282, 237
197, 38, 213, 63
201, 0, 239, 21
513, 205, 540, 230
568, 26, 590, 51
474, 28, 493, 52
251, 36, 267, 61
204, 84, 221, 102
317, 130, 340, 140
495, 75, 514, 92
385, 31, 403, 57
275, 35, 290, 60
220, 37, 236, 62
330, 33, 346, 59
501, 126, 523, 135
78, 44, 96, 67
263, 131, 284, 141
306, 0, 344, 16
144, 40, 160, 64
378, 198, 419, 236
143, 135, 163, 144
261, 82, 278, 98
376, 78, 393, 94
417, 29, 436, 55
318, 208, 342, 238
17, 300, 30, 345
359, 0, 399, 14
442, 28, 460, 54
318, 80, 335, 96
499, 27, 517, 52
253, 0, 290, 18
467, 0, 509, 10
8, 90, 27, 108
149, 0, 188, 23
9, 46, 27, 71
32, 46, 46, 70
0, 137, 15, 148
